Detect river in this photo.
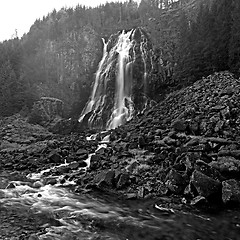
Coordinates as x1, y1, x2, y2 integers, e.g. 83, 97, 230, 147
0, 170, 240, 240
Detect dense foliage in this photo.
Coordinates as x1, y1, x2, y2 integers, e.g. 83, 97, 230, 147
0, 0, 239, 117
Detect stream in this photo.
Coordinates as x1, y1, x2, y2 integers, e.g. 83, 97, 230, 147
0, 169, 240, 240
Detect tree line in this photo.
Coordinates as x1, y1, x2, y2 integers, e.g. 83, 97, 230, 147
0, 0, 239, 117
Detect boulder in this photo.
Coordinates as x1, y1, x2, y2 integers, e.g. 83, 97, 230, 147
171, 119, 187, 131
210, 156, 240, 175
190, 170, 221, 199
222, 179, 240, 205
94, 170, 115, 189
48, 151, 62, 164
165, 169, 188, 194
28, 97, 63, 125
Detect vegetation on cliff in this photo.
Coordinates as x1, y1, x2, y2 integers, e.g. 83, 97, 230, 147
0, 0, 239, 118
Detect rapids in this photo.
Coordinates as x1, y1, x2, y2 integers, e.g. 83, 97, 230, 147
1, 172, 240, 240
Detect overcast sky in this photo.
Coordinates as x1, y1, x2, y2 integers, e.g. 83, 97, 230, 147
0, 0, 133, 42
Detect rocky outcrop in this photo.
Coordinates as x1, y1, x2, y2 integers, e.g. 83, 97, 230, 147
28, 97, 64, 127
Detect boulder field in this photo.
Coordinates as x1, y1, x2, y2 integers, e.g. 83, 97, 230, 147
1, 71, 240, 209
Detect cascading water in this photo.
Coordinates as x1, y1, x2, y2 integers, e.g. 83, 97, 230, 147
107, 30, 135, 129
79, 28, 155, 130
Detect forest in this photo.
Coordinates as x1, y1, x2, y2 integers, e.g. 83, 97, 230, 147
0, 0, 239, 118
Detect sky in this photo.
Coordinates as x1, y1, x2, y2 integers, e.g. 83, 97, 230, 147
0, 0, 131, 42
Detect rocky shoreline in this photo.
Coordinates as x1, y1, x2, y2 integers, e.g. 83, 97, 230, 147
1, 71, 240, 211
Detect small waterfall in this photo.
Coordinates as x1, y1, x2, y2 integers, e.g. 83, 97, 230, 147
79, 28, 155, 130
78, 38, 108, 124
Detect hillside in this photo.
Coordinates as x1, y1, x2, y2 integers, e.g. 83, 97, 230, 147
0, 0, 239, 120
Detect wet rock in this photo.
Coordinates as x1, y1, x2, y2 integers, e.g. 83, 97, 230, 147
190, 170, 221, 199
33, 181, 44, 188
94, 170, 115, 188
68, 162, 81, 170
45, 178, 58, 185
54, 165, 70, 175
125, 192, 137, 199
89, 154, 101, 170
116, 172, 130, 189
165, 169, 188, 194
6, 182, 15, 189
222, 179, 240, 205
77, 160, 87, 168
48, 151, 62, 163
76, 149, 88, 159
190, 196, 207, 206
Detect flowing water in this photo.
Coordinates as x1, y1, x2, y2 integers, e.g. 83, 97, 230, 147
1, 166, 240, 240
79, 29, 151, 130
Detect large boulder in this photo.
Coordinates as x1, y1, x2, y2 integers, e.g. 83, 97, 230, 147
190, 170, 222, 199
94, 170, 115, 189
28, 97, 63, 125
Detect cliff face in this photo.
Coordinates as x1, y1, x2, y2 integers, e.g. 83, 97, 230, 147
22, 14, 102, 117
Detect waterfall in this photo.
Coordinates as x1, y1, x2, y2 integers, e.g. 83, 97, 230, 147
78, 38, 108, 124
107, 30, 134, 129
79, 28, 155, 130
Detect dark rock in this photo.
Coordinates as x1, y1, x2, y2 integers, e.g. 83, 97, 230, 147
116, 172, 130, 189
48, 151, 62, 163
165, 169, 188, 194
94, 170, 115, 188
89, 154, 101, 170
138, 135, 146, 148
222, 179, 240, 205
78, 160, 87, 168
190, 170, 221, 199
6, 182, 15, 189
194, 160, 224, 181
68, 162, 81, 170
171, 119, 187, 131
45, 178, 58, 185
76, 149, 88, 157
54, 166, 70, 175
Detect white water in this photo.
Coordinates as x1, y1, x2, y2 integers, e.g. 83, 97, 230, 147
107, 30, 135, 129
79, 30, 136, 130
78, 38, 108, 125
